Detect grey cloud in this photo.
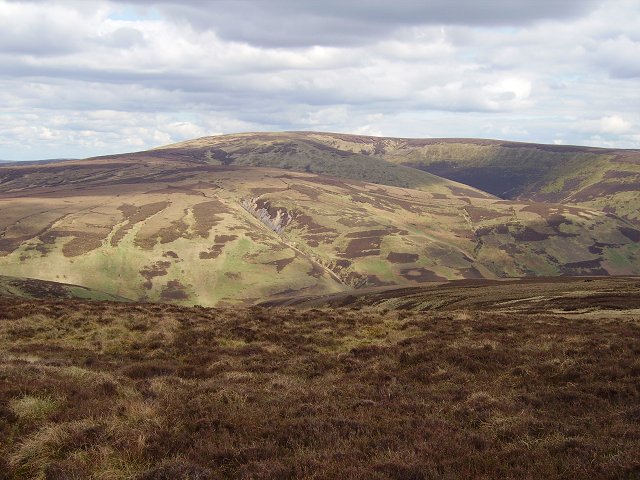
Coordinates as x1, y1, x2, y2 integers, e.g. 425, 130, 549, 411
104, 27, 146, 48
115, 0, 602, 47
591, 36, 640, 78
1, 0, 639, 161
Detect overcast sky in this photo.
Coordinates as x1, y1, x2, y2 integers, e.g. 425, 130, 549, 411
1, 0, 639, 160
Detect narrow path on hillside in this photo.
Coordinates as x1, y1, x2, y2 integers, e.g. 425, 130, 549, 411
235, 198, 349, 288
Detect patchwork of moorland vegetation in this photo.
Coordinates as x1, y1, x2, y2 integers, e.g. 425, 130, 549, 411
0, 132, 639, 306
160, 131, 640, 224
0, 275, 131, 303
0, 277, 639, 479
0, 133, 639, 478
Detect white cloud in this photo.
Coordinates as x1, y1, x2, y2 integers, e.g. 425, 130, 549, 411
599, 115, 632, 134
0, 0, 639, 159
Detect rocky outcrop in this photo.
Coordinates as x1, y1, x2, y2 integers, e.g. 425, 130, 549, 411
240, 197, 291, 234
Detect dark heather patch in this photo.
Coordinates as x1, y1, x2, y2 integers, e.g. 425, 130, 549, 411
243, 230, 272, 243
362, 275, 394, 287
350, 193, 373, 204
208, 148, 233, 164
163, 251, 179, 259
561, 176, 585, 192
564, 259, 604, 269
512, 227, 551, 242
475, 224, 510, 236
340, 236, 383, 258
289, 184, 322, 200
159, 219, 190, 244
414, 163, 541, 199
343, 271, 394, 288
387, 252, 419, 264
6, 278, 73, 299
337, 216, 378, 228
111, 202, 169, 247
36, 230, 107, 258
458, 267, 485, 279
160, 280, 189, 301
308, 262, 326, 279
293, 213, 338, 245
588, 243, 615, 255
214, 234, 238, 243
559, 258, 609, 276
62, 233, 105, 257
335, 259, 352, 269
192, 199, 229, 238
0, 237, 31, 256
400, 268, 448, 282
140, 261, 172, 289
199, 249, 221, 260
464, 206, 509, 222
199, 234, 238, 260
346, 230, 390, 238
287, 174, 361, 193
619, 227, 640, 242
146, 186, 203, 196
272, 256, 295, 273
546, 214, 573, 232
250, 187, 288, 196
545, 293, 640, 310
603, 169, 640, 180
545, 213, 573, 233
136, 219, 190, 249
570, 181, 640, 202
499, 244, 522, 255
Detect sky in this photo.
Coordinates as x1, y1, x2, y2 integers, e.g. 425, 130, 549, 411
1, 0, 639, 160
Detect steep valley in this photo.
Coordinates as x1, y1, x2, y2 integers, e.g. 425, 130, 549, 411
1, 142, 639, 305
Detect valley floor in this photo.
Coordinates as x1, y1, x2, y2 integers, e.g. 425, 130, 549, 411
0, 278, 639, 479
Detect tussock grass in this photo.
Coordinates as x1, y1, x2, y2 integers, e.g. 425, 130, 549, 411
0, 292, 639, 479
9, 395, 61, 421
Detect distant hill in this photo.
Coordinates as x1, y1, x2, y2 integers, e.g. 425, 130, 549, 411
95, 134, 489, 197
260, 276, 640, 311
152, 132, 640, 225
0, 158, 78, 165
1, 138, 639, 305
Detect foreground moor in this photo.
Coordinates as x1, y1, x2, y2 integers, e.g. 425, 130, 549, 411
0, 132, 639, 479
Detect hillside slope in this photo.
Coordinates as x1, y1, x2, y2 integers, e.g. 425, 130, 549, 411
1, 155, 638, 305
0, 275, 131, 302
157, 131, 640, 224
1, 288, 638, 479
101, 132, 486, 196
310, 133, 640, 225
261, 276, 640, 311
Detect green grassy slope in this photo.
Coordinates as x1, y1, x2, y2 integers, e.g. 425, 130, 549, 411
308, 133, 640, 224
1, 157, 639, 305
124, 132, 495, 197
155, 132, 640, 224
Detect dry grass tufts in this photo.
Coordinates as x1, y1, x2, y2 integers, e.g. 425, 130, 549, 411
10, 395, 61, 422
0, 289, 639, 479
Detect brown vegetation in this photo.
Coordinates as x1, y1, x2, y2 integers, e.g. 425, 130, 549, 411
1, 279, 639, 479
